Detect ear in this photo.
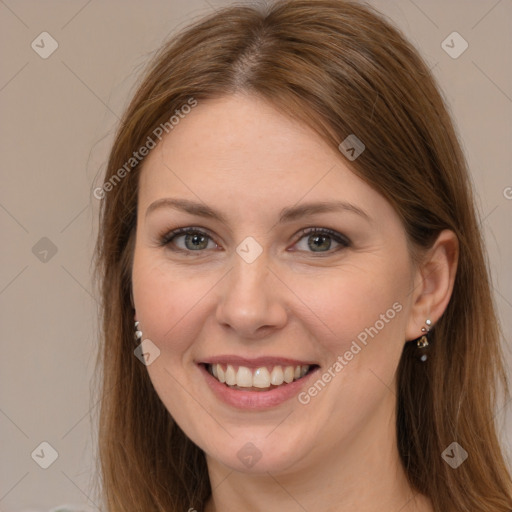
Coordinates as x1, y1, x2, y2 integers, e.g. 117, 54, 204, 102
405, 229, 459, 341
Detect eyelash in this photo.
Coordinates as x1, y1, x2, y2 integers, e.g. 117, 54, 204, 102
158, 226, 351, 255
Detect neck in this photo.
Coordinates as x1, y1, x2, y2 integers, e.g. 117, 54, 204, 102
203, 397, 433, 512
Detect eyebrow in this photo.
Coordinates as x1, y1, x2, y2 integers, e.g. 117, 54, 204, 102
145, 197, 371, 224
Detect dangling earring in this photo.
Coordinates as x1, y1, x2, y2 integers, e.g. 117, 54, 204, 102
416, 318, 432, 362
132, 320, 160, 365
134, 320, 143, 343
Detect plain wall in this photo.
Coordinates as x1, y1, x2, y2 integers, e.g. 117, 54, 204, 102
1, 0, 511, 510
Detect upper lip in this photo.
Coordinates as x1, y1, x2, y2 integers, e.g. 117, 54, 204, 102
199, 355, 318, 369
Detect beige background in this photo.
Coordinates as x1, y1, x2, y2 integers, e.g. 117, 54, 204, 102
1, 0, 511, 510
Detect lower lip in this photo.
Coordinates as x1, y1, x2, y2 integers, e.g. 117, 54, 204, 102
199, 364, 320, 409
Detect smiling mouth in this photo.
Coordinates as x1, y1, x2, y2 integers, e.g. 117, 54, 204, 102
204, 363, 318, 391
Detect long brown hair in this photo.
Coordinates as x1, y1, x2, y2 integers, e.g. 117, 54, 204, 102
93, 1, 512, 510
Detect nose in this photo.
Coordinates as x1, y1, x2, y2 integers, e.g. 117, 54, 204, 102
215, 250, 288, 339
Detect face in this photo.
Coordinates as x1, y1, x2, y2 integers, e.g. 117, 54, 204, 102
132, 93, 418, 475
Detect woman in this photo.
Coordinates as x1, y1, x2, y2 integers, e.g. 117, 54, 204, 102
93, 0, 512, 510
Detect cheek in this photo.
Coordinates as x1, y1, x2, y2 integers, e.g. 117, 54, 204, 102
131, 253, 208, 424
131, 249, 233, 371
291, 260, 410, 360
131, 251, 199, 350
292, 268, 411, 439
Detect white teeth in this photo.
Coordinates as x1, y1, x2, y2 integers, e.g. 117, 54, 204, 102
236, 366, 253, 387
225, 364, 236, 385
209, 363, 311, 389
253, 367, 271, 388
283, 366, 294, 383
217, 364, 226, 383
270, 366, 284, 385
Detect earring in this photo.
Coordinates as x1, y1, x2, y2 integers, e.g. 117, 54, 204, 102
134, 321, 143, 343
416, 319, 432, 362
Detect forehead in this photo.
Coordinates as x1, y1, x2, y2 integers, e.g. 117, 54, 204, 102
143, 94, 336, 176
137, 93, 394, 227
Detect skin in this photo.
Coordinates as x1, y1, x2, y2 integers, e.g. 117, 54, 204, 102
131, 92, 458, 512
